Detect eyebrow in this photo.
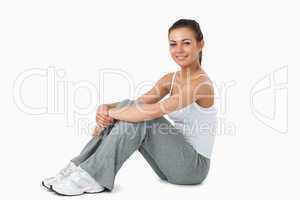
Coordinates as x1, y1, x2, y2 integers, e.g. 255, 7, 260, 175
169, 38, 192, 43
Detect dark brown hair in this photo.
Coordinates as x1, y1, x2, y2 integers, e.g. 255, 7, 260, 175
168, 19, 204, 64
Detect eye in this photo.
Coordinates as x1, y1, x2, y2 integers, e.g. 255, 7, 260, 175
169, 43, 176, 47
184, 42, 191, 45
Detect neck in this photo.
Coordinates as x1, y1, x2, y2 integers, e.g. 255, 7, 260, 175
179, 61, 203, 81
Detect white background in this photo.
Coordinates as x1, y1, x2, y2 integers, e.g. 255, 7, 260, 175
0, 0, 299, 199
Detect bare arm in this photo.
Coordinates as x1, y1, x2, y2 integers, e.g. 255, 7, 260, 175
107, 73, 172, 122
135, 73, 171, 104
106, 102, 119, 109
101, 73, 171, 110
108, 78, 214, 122
103, 73, 171, 122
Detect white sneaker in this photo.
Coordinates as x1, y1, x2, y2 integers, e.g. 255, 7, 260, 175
42, 162, 77, 189
51, 166, 105, 196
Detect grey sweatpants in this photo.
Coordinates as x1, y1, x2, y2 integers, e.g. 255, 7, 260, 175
71, 99, 210, 191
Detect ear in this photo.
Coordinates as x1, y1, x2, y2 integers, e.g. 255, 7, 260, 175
197, 39, 204, 53
199, 39, 204, 48
197, 39, 204, 51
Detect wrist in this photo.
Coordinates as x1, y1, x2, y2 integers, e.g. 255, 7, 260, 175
108, 107, 118, 119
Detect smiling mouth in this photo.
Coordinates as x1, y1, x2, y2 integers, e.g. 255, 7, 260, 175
176, 55, 188, 60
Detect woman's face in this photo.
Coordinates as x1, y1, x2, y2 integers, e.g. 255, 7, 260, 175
168, 27, 203, 68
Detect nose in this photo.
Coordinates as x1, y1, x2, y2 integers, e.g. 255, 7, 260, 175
174, 43, 184, 53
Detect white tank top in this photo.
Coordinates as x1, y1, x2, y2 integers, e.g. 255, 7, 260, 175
167, 71, 218, 159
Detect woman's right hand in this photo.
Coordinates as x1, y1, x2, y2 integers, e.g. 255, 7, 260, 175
95, 104, 114, 128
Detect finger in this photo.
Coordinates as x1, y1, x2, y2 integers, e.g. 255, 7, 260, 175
97, 114, 108, 120
96, 116, 105, 126
96, 116, 112, 127
96, 113, 109, 120
103, 115, 113, 122
98, 116, 113, 125
96, 120, 105, 128
98, 115, 113, 124
96, 116, 103, 125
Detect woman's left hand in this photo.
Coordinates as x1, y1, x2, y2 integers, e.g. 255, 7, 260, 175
96, 104, 114, 128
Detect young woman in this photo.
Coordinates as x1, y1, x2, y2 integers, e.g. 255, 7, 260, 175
42, 19, 218, 196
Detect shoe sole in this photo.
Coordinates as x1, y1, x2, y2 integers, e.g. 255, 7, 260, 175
50, 185, 105, 196
42, 181, 51, 190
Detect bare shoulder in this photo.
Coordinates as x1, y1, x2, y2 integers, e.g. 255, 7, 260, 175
193, 74, 215, 107
194, 73, 214, 92
157, 71, 176, 89
160, 72, 175, 81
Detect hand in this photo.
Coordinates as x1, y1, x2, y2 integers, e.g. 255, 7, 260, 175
95, 104, 114, 128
